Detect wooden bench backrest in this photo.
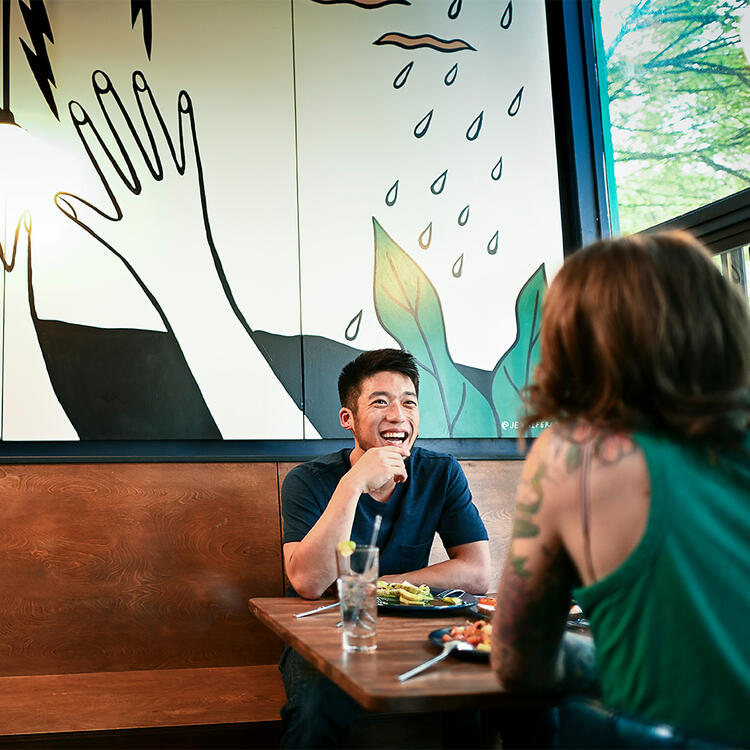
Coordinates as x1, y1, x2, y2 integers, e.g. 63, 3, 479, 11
0, 462, 285, 678
431, 460, 521, 590
0, 457, 521, 679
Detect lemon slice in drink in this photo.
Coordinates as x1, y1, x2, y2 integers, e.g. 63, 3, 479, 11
336, 540, 356, 557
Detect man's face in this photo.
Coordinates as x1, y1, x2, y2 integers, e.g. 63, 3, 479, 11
340, 371, 419, 455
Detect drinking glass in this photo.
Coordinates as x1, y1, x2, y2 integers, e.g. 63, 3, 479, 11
335, 545, 378, 653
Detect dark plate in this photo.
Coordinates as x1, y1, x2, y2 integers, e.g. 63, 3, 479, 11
428, 627, 489, 661
377, 588, 477, 614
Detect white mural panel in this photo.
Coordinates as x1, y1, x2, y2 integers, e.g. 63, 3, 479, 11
295, 0, 562, 437
2, 0, 305, 440
0, 0, 563, 442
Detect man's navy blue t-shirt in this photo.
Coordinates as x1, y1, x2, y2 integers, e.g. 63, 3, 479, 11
281, 446, 488, 580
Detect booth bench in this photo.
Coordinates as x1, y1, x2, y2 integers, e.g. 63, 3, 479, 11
0, 459, 520, 747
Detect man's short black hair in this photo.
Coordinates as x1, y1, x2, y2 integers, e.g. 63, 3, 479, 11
338, 349, 420, 410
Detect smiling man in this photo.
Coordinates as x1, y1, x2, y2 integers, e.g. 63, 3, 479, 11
278, 348, 491, 748
282, 348, 490, 600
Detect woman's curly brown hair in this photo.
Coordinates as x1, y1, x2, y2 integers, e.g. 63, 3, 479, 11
522, 231, 750, 445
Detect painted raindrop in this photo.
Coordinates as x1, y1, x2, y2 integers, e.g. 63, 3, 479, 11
488, 231, 499, 255
444, 63, 458, 86
448, 0, 462, 19
430, 170, 448, 194
414, 109, 434, 138
385, 179, 399, 206
452, 253, 464, 278
466, 111, 483, 141
393, 61, 414, 89
491, 157, 503, 180
500, 1, 513, 29
508, 86, 524, 116
458, 205, 470, 226
345, 309, 363, 341
419, 222, 433, 249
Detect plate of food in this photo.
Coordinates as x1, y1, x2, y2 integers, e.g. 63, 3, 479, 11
475, 596, 496, 617
428, 622, 491, 661
376, 581, 476, 612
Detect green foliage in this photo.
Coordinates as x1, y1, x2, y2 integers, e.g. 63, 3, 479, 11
600, 0, 750, 233
371, 218, 548, 438
372, 218, 496, 437
491, 264, 546, 437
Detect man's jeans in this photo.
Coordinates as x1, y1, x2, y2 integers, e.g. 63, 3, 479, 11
279, 645, 360, 749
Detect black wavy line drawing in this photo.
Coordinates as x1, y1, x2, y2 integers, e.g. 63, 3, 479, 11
131, 0, 152, 59
18, 0, 57, 119
312, 0, 410, 6
374, 33, 475, 52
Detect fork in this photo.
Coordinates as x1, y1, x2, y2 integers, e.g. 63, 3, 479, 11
434, 588, 466, 599
397, 640, 472, 682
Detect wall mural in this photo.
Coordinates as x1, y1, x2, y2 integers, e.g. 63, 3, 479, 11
0, 0, 563, 441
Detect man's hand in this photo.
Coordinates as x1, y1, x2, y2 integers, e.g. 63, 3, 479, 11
285, 445, 411, 598
344, 446, 410, 496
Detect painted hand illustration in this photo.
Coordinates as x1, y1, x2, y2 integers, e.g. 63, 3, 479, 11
54, 70, 302, 438
55, 70, 228, 321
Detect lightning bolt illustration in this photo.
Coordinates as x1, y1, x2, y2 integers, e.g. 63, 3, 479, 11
17, 0, 58, 120
131, 0, 152, 59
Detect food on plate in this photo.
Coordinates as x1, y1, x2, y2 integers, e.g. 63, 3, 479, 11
569, 603, 583, 619
442, 620, 492, 652
476, 596, 496, 614
376, 581, 463, 607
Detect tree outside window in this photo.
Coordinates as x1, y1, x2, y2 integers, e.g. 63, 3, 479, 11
595, 0, 750, 235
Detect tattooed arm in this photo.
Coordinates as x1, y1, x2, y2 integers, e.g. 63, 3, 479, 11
490, 428, 577, 690
491, 423, 643, 692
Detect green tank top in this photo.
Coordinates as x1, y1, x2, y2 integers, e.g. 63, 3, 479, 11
573, 430, 750, 746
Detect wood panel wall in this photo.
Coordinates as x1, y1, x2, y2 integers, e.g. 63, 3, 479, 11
0, 463, 285, 677
0, 457, 521, 680
430, 460, 521, 590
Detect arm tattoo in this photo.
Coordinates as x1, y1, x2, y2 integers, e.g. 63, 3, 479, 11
512, 518, 540, 539
498, 545, 575, 686
509, 552, 531, 580
516, 463, 544, 515
495, 430, 584, 687
553, 422, 638, 474
510, 458, 546, 577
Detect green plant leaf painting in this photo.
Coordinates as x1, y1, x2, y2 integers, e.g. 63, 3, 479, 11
372, 218, 496, 437
491, 263, 547, 437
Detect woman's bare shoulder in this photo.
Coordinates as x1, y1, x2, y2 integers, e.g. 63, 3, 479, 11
522, 422, 643, 505
537, 421, 641, 469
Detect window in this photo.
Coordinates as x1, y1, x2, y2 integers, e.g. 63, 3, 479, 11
594, 0, 750, 236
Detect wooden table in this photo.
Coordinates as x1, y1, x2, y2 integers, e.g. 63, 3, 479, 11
249, 597, 553, 714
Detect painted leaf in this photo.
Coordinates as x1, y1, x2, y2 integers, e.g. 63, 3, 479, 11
491, 264, 547, 437
372, 218, 496, 437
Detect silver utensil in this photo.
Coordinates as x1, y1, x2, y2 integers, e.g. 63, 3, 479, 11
397, 640, 473, 682
434, 588, 466, 599
294, 602, 339, 618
